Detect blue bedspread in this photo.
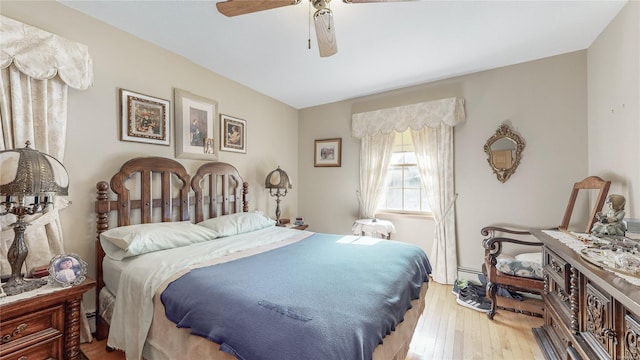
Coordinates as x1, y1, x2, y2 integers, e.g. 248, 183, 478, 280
161, 234, 431, 360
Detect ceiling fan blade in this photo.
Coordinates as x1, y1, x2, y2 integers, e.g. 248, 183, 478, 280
314, 8, 337, 57
216, 0, 300, 17
343, 0, 414, 3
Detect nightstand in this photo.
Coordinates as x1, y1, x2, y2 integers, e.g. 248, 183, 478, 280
276, 219, 309, 230
277, 223, 309, 230
0, 277, 96, 360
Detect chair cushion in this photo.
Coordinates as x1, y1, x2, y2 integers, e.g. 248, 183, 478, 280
496, 252, 543, 280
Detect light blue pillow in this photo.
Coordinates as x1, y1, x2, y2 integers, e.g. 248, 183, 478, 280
100, 221, 219, 260
197, 212, 276, 237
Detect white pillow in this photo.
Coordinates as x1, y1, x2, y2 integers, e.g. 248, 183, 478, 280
100, 221, 219, 260
197, 212, 276, 237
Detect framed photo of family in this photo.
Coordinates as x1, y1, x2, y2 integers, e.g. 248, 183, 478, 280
174, 88, 219, 160
220, 114, 246, 153
119, 89, 170, 146
314, 138, 342, 167
49, 254, 87, 287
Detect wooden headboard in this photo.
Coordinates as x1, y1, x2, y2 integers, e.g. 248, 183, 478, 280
94, 157, 248, 339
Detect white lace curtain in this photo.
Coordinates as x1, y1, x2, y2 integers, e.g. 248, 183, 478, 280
357, 132, 395, 219
352, 97, 465, 284
1, 15, 93, 157
0, 15, 93, 341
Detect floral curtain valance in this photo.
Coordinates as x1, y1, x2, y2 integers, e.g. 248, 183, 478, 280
0, 15, 93, 90
351, 97, 466, 139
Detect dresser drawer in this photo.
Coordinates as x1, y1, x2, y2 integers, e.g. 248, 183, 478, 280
0, 334, 63, 360
544, 248, 570, 291
546, 302, 574, 356
0, 305, 64, 356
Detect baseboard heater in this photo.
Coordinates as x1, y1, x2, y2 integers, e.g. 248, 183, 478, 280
457, 266, 482, 276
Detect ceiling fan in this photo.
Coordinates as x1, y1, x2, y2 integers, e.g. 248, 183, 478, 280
216, 0, 410, 57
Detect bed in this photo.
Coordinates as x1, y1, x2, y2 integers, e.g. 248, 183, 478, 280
94, 157, 431, 360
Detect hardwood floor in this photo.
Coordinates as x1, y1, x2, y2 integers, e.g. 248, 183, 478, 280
406, 281, 544, 360
80, 281, 544, 359
80, 338, 124, 360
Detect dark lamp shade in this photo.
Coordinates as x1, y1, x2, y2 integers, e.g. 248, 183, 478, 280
0, 143, 69, 197
264, 166, 292, 190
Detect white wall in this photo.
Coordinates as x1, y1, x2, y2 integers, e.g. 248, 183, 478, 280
299, 51, 590, 272
588, 1, 640, 217
1, 1, 300, 308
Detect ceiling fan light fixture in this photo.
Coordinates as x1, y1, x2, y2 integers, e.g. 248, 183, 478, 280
216, 0, 410, 57
314, 8, 337, 57
312, 0, 330, 10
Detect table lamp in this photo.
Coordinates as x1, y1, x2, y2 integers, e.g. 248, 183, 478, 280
0, 141, 69, 296
264, 166, 292, 224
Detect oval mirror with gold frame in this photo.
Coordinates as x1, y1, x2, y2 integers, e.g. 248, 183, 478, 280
484, 124, 525, 183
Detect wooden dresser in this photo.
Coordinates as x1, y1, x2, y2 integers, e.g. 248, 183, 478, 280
532, 229, 640, 360
0, 278, 95, 360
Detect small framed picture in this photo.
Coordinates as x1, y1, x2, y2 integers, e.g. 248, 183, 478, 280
174, 88, 219, 160
314, 138, 342, 167
204, 137, 215, 154
220, 114, 247, 153
119, 89, 170, 146
49, 254, 87, 287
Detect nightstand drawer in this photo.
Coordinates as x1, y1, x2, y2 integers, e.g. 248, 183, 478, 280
1, 334, 63, 360
0, 305, 64, 351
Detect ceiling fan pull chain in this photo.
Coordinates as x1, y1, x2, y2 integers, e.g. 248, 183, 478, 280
327, 0, 331, 30
308, 0, 311, 49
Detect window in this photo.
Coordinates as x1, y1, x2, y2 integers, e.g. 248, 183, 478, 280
378, 130, 430, 214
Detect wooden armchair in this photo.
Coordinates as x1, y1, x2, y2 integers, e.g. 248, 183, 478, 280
482, 176, 611, 320
482, 226, 545, 320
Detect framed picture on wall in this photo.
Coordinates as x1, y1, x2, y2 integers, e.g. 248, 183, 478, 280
314, 138, 342, 167
220, 114, 246, 153
174, 88, 218, 160
119, 89, 170, 146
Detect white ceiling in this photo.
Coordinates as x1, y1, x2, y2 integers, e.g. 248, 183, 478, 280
59, 0, 627, 109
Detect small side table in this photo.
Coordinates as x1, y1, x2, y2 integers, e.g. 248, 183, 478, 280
352, 219, 395, 239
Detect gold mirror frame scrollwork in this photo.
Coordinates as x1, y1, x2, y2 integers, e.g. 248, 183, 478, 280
484, 124, 525, 183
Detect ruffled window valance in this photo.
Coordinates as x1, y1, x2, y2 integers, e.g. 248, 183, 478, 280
0, 15, 93, 90
351, 97, 465, 139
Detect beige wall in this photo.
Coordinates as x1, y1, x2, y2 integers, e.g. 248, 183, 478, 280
588, 1, 640, 216
1, 1, 300, 307
299, 1, 639, 278
299, 52, 589, 273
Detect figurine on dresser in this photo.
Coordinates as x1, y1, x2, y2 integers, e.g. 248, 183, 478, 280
591, 194, 627, 236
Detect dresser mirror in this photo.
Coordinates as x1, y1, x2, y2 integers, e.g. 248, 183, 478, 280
484, 124, 525, 183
